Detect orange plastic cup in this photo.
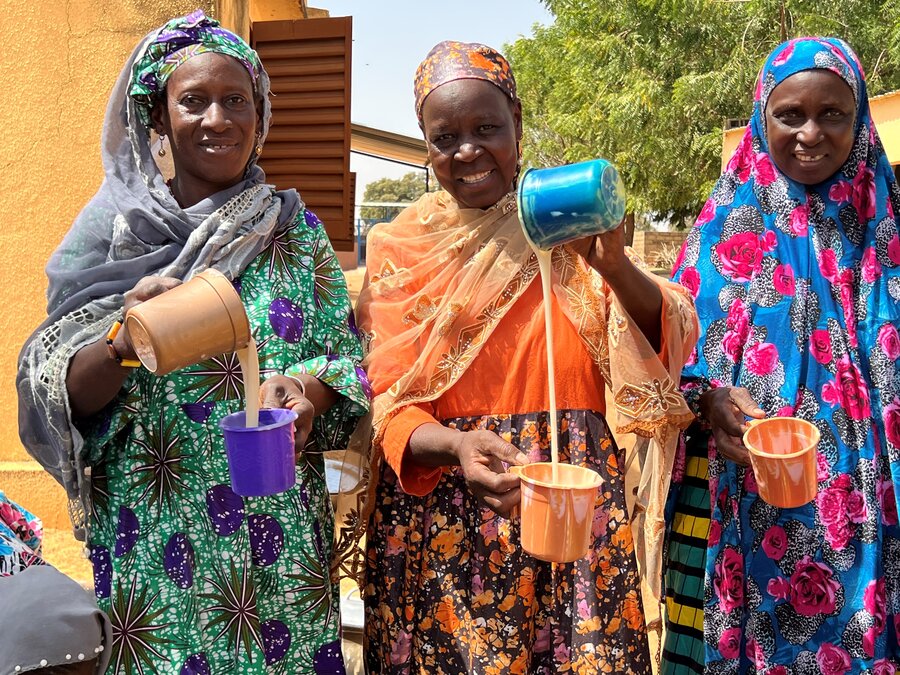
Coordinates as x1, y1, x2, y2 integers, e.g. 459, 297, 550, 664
509, 463, 603, 563
743, 417, 820, 508
125, 269, 251, 375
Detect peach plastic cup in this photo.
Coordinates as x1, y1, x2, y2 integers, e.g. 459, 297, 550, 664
743, 417, 820, 509
509, 463, 603, 563
124, 269, 251, 375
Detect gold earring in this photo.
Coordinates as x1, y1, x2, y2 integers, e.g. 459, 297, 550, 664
255, 134, 262, 156
158, 134, 166, 157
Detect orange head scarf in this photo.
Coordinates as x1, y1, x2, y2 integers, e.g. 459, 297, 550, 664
414, 40, 517, 124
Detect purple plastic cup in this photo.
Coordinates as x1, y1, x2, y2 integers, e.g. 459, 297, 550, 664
219, 408, 298, 496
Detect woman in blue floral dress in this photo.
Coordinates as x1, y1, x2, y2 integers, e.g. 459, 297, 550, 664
671, 38, 900, 673
17, 12, 368, 674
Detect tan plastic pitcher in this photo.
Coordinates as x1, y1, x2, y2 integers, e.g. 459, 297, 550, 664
124, 269, 251, 375
743, 417, 820, 509
509, 463, 603, 563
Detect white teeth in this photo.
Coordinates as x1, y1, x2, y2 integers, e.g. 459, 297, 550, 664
460, 170, 492, 184
795, 154, 824, 162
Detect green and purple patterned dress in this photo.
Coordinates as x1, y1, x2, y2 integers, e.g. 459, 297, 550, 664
83, 210, 369, 675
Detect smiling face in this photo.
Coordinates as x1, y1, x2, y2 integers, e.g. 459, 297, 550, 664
764, 69, 857, 185
420, 79, 522, 209
151, 52, 260, 206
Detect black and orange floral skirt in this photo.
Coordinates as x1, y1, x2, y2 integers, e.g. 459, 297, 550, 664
363, 409, 651, 674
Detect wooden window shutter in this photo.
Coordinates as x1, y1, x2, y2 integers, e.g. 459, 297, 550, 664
252, 16, 354, 251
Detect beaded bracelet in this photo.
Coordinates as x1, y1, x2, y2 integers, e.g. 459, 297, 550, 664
105, 318, 141, 368
681, 378, 714, 421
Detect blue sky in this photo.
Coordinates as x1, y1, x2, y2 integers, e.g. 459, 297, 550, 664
315, 1, 554, 199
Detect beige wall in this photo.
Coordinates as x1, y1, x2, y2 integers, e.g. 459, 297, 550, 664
0, 0, 215, 464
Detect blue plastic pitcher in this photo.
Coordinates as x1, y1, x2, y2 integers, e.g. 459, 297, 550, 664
517, 158, 626, 250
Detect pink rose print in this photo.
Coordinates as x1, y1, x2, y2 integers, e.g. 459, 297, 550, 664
873, 659, 898, 675
889, 234, 900, 265
718, 627, 741, 659
773, 42, 795, 66
714, 548, 745, 614
828, 180, 853, 204
722, 330, 745, 363
767, 576, 791, 601
760, 230, 778, 253
716, 232, 764, 282
862, 246, 882, 283
672, 240, 688, 273
825, 520, 853, 550
789, 555, 840, 616
818, 248, 840, 282
761, 525, 788, 560
879, 477, 899, 525
789, 205, 809, 236
745, 638, 765, 669
709, 519, 722, 547
847, 490, 868, 524
838, 273, 859, 349
817, 475, 857, 550
766, 667, 788, 675
753, 152, 778, 186
743, 467, 758, 493
680, 266, 701, 298
885, 398, 900, 449
863, 626, 878, 658
878, 324, 900, 361
696, 199, 717, 228
852, 161, 876, 221
809, 329, 833, 365
686, 347, 698, 366
835, 355, 871, 420
745, 342, 779, 376
773, 263, 795, 295
726, 298, 751, 337
817, 452, 830, 482
728, 135, 754, 183
864, 578, 887, 631
816, 642, 852, 675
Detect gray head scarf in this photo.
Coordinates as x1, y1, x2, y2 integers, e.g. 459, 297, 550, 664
0, 565, 113, 674
16, 13, 302, 541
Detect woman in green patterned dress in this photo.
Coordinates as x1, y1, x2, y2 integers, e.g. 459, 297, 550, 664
16, 11, 368, 674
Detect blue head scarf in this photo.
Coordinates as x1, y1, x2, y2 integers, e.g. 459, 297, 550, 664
672, 37, 900, 670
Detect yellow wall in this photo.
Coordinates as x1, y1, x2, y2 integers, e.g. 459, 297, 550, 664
722, 90, 900, 170
0, 0, 215, 465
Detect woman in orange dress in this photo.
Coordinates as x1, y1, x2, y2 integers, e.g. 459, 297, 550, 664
352, 41, 699, 673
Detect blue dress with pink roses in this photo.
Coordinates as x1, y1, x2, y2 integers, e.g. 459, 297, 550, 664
672, 38, 900, 673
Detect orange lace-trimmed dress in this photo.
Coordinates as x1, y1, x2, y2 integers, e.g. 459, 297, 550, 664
363, 277, 652, 674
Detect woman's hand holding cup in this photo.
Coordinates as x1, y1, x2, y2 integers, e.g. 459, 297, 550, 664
259, 375, 314, 461
118, 276, 182, 361
454, 430, 528, 517
700, 386, 765, 466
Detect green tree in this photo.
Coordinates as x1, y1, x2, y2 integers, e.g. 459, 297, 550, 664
360, 171, 431, 222
507, 0, 900, 227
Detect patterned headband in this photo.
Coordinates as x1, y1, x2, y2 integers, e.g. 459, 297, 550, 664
414, 40, 517, 124
129, 10, 262, 127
